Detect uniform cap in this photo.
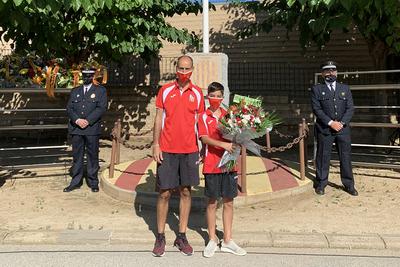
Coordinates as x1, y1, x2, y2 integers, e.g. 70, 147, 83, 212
321, 60, 337, 70
81, 67, 96, 74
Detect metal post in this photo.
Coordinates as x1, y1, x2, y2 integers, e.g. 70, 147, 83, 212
299, 123, 305, 180
302, 118, 308, 168
115, 119, 121, 165
240, 145, 247, 194
109, 122, 118, 179
202, 0, 209, 53
266, 129, 271, 158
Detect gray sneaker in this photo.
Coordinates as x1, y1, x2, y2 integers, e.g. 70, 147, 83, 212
221, 240, 247, 256
203, 239, 218, 258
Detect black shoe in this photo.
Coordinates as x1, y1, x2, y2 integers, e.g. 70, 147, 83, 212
315, 188, 325, 195
91, 187, 99, 193
63, 185, 80, 192
344, 187, 358, 196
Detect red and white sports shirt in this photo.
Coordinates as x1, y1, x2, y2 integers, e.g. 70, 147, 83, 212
155, 81, 205, 153
198, 107, 237, 174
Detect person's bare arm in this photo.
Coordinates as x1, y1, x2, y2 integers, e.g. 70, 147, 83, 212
152, 108, 163, 163
200, 136, 235, 153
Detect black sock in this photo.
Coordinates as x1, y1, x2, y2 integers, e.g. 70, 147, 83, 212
178, 232, 186, 239
157, 233, 165, 239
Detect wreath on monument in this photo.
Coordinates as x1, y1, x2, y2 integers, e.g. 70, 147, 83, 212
0, 53, 107, 97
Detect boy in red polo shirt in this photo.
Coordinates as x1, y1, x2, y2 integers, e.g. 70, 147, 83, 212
152, 55, 205, 257
198, 82, 247, 258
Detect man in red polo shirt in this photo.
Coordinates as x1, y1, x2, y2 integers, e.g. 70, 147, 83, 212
152, 55, 205, 257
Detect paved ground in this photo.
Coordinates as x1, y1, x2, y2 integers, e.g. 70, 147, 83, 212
0, 245, 400, 267
1, 140, 400, 252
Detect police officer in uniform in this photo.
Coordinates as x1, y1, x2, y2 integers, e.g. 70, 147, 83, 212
311, 61, 358, 196
64, 67, 107, 192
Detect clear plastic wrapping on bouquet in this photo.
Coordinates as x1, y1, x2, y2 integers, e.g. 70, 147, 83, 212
217, 128, 265, 170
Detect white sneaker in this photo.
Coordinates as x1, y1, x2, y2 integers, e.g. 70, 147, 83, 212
203, 239, 219, 258
221, 240, 247, 256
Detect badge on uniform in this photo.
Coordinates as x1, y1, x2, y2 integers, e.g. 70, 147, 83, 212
341, 92, 345, 96
91, 93, 96, 99
189, 95, 194, 102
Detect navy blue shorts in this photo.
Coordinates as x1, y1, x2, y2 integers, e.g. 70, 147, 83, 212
156, 152, 200, 190
204, 172, 238, 199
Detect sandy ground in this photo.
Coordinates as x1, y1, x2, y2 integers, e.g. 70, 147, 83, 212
1, 139, 400, 236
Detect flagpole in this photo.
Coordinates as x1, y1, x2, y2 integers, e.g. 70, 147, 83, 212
202, 0, 209, 53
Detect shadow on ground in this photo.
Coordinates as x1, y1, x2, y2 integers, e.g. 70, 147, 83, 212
134, 174, 210, 245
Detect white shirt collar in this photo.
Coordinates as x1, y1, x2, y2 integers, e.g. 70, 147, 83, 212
325, 81, 336, 90
84, 84, 92, 91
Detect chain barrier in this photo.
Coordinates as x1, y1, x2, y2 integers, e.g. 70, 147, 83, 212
109, 120, 309, 179
120, 139, 153, 150
262, 124, 309, 153
273, 129, 294, 139
123, 128, 153, 137
111, 127, 153, 151
110, 122, 309, 155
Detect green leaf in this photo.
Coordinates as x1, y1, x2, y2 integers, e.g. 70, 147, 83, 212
394, 42, 400, 53
309, 17, 329, 34
329, 15, 351, 30
386, 36, 394, 46
13, 0, 23, 6
287, 0, 296, 8
81, 0, 91, 11
105, 0, 112, 9
340, 0, 352, 11
323, 0, 334, 8
70, 0, 81, 11
374, 0, 382, 15
95, 32, 109, 43
47, 1, 61, 13
78, 18, 86, 30
84, 20, 94, 30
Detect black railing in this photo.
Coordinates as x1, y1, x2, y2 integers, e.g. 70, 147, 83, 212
105, 56, 382, 101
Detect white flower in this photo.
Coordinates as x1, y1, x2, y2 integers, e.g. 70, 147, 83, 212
242, 118, 249, 125
242, 114, 251, 121
254, 117, 261, 124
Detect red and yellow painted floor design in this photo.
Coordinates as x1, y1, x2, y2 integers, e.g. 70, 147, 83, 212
101, 156, 312, 197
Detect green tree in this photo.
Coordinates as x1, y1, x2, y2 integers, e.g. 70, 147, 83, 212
0, 0, 202, 65
238, 0, 400, 69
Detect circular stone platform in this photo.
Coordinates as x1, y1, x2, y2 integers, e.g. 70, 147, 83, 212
100, 156, 313, 209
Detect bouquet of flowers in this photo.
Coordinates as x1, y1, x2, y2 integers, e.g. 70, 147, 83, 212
218, 95, 281, 171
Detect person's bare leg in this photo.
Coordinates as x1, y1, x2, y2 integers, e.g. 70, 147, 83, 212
157, 189, 171, 233
207, 198, 218, 241
179, 186, 191, 233
222, 198, 233, 242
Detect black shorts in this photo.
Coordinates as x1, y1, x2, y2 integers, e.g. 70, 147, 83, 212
156, 152, 200, 190
204, 172, 238, 199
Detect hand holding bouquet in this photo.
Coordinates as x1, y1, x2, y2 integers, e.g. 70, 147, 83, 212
218, 95, 281, 171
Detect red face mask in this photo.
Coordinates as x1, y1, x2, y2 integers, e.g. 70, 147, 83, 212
208, 97, 223, 110
176, 71, 192, 83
